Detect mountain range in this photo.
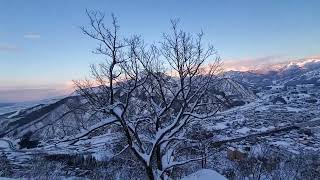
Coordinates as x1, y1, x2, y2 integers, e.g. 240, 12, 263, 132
1, 58, 319, 140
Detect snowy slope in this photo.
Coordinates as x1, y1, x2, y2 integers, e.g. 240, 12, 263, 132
225, 58, 320, 89
182, 169, 227, 180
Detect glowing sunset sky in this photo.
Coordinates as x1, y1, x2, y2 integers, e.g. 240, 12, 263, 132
0, 0, 319, 102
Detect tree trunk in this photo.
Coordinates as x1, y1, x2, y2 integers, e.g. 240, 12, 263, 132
146, 166, 155, 180
156, 146, 163, 171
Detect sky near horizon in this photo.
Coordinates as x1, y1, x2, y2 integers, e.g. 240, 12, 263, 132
0, 0, 320, 102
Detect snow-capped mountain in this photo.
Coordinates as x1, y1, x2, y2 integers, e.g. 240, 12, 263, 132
225, 58, 320, 90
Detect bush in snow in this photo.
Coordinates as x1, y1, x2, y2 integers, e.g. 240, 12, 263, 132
0, 152, 13, 177
18, 131, 40, 149
22, 156, 65, 179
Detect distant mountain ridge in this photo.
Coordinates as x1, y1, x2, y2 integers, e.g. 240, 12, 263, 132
1, 57, 319, 142
224, 58, 320, 90
0, 103, 14, 108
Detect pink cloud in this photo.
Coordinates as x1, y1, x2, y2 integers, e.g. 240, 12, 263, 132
223, 54, 320, 72
0, 88, 63, 102
0, 81, 74, 102
223, 55, 288, 71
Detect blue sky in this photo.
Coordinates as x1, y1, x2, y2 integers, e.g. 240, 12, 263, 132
0, 0, 319, 102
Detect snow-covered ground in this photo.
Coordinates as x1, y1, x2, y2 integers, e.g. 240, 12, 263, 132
0, 140, 10, 149
182, 169, 227, 180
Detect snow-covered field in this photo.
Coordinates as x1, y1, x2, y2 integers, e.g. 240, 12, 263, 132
182, 169, 227, 180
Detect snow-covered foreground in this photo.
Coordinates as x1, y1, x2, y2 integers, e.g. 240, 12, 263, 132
182, 169, 227, 180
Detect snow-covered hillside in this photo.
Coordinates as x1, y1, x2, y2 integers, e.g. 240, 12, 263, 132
1, 58, 320, 179
225, 58, 320, 91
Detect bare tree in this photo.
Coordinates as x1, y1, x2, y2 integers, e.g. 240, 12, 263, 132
75, 10, 222, 180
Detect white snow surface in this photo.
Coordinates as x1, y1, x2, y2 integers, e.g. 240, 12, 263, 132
212, 122, 228, 130
182, 169, 227, 180
0, 140, 9, 148
236, 127, 251, 134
